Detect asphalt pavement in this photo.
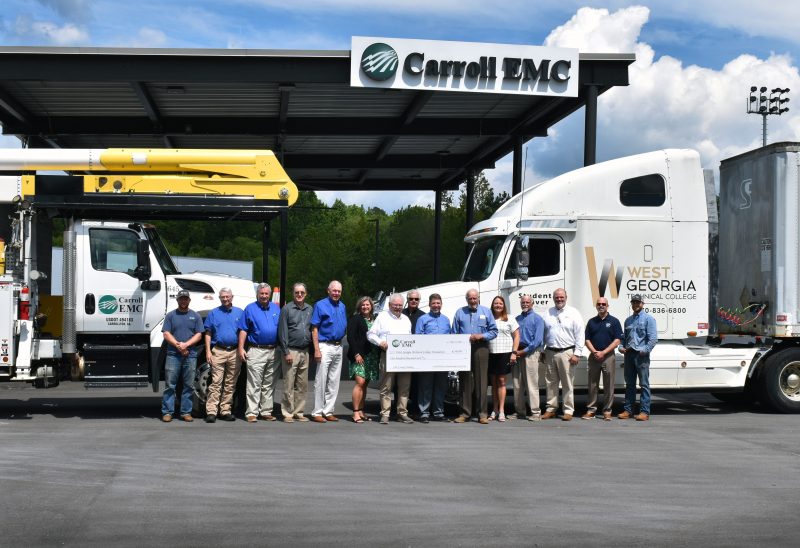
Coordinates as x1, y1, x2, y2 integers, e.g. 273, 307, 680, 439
1, 380, 797, 547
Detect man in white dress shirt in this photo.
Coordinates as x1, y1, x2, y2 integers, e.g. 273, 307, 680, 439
368, 293, 414, 425
542, 288, 585, 421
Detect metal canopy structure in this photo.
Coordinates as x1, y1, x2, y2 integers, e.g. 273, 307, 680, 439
0, 46, 633, 294
0, 47, 634, 193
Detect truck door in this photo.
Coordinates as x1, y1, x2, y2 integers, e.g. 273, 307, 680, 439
498, 235, 564, 317
76, 225, 166, 334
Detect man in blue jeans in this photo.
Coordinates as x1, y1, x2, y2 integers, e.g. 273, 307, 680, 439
415, 293, 451, 423
618, 294, 657, 421
161, 289, 204, 422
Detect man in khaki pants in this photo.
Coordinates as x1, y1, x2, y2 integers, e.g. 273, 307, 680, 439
542, 288, 585, 421
368, 293, 413, 425
203, 288, 244, 423
512, 294, 545, 420
277, 282, 313, 422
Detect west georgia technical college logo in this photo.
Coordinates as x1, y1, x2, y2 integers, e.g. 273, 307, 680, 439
360, 43, 398, 81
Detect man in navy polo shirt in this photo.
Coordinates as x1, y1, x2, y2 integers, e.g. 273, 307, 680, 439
203, 287, 244, 423
238, 283, 281, 423
583, 296, 623, 421
310, 280, 347, 422
161, 289, 204, 423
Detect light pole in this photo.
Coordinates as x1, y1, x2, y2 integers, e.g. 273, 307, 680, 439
747, 86, 790, 147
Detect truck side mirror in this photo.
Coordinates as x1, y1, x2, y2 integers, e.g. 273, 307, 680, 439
134, 239, 152, 281
516, 236, 530, 282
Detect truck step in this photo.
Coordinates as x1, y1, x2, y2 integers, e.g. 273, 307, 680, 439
82, 343, 150, 386
84, 376, 149, 388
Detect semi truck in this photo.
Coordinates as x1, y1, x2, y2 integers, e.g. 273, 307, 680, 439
400, 142, 800, 413
0, 148, 296, 395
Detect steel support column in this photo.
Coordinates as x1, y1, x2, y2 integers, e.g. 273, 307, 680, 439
512, 136, 523, 195
584, 84, 598, 166
262, 219, 270, 283
434, 188, 442, 283
280, 209, 288, 307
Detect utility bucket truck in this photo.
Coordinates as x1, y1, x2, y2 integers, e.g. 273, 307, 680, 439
402, 142, 800, 413
0, 148, 297, 396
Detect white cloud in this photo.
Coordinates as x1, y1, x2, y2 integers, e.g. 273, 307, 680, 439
532, 6, 800, 180
128, 27, 168, 48
14, 16, 88, 45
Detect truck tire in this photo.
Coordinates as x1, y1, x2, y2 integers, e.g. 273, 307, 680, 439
192, 360, 211, 418
758, 349, 800, 413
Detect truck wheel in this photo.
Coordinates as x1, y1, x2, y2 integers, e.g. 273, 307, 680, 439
759, 349, 800, 413
192, 361, 211, 418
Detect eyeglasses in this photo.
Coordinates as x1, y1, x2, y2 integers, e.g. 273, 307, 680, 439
294, 291, 306, 295
408, 298, 420, 302
596, 303, 607, 307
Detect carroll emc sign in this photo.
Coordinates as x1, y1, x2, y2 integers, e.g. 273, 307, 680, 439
351, 37, 579, 97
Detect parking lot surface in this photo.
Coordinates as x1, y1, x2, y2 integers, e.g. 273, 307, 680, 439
1, 381, 797, 547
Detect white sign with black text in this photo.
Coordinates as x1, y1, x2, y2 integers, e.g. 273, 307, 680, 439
386, 334, 471, 373
351, 36, 579, 97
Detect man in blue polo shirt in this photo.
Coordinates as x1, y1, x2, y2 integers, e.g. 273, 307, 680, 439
513, 294, 545, 421
238, 283, 281, 423
310, 280, 347, 423
161, 289, 204, 423
452, 288, 498, 424
415, 293, 451, 423
203, 287, 244, 423
583, 296, 623, 421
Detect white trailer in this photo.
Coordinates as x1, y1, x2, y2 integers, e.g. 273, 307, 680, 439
399, 144, 800, 412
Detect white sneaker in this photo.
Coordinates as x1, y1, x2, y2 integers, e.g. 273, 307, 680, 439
498, 412, 506, 422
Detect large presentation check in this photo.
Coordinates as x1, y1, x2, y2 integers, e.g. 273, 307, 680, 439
385, 334, 471, 372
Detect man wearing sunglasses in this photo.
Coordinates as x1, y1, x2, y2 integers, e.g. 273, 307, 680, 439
583, 298, 623, 421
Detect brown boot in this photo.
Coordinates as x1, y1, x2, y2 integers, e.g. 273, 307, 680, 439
617, 410, 632, 419
541, 411, 557, 420
634, 413, 650, 421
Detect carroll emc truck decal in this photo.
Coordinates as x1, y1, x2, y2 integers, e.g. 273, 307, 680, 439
98, 295, 143, 326
584, 247, 697, 302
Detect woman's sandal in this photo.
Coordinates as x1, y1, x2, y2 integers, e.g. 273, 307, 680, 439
352, 409, 366, 423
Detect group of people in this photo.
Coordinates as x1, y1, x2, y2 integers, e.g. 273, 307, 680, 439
160, 281, 657, 425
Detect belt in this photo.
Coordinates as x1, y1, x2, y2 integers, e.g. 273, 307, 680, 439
548, 346, 575, 353
320, 340, 342, 346
214, 344, 237, 351
250, 344, 276, 349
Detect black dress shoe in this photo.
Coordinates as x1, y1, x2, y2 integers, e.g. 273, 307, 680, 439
219, 414, 236, 422
419, 416, 430, 424
204, 414, 217, 423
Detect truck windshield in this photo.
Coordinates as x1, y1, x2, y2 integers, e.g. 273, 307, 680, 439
460, 236, 506, 282
144, 227, 180, 275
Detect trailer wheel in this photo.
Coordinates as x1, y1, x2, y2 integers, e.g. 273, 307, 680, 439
759, 349, 800, 413
192, 361, 211, 418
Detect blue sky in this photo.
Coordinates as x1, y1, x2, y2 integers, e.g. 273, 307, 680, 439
1, 0, 799, 210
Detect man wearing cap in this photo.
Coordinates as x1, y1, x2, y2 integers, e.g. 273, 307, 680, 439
161, 290, 204, 423
203, 287, 244, 423
238, 283, 281, 423
277, 282, 313, 422
310, 280, 347, 423
542, 288, 585, 421
583, 296, 623, 421
619, 294, 658, 421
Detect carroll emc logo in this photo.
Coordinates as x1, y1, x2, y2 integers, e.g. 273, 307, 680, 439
391, 339, 401, 348
98, 295, 118, 315
360, 43, 398, 81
